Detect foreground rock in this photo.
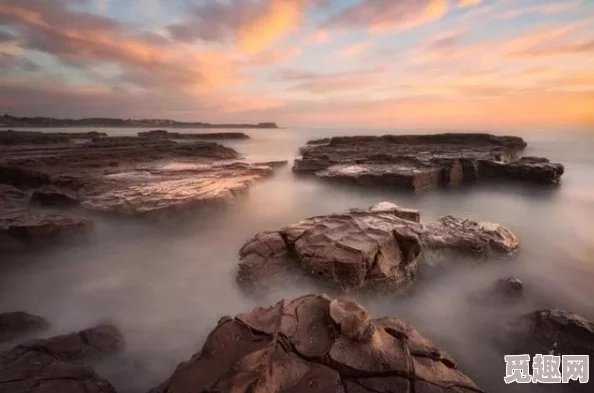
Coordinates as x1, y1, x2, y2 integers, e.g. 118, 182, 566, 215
294, 133, 564, 190
0, 134, 281, 218
0, 312, 49, 343
0, 324, 123, 393
504, 309, 594, 357
138, 129, 250, 140
0, 184, 92, 253
238, 202, 519, 292
150, 294, 484, 393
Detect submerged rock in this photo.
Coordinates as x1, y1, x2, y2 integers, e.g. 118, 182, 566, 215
471, 277, 524, 304
237, 202, 519, 292
0, 312, 49, 343
149, 294, 484, 393
293, 133, 564, 190
0, 324, 123, 393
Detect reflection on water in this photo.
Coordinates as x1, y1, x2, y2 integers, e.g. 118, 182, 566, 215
1, 127, 594, 392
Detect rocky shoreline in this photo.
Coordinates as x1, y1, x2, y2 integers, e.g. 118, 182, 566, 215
294, 133, 565, 190
2, 130, 591, 393
0, 130, 284, 254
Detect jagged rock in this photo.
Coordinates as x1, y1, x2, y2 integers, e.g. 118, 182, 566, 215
149, 294, 483, 393
0, 324, 123, 393
0, 136, 282, 219
293, 133, 564, 190
138, 130, 250, 140
0, 312, 49, 343
503, 310, 594, 357
30, 185, 80, 207
0, 184, 91, 253
237, 202, 519, 292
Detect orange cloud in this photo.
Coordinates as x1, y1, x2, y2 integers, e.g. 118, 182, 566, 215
336, 41, 371, 57
238, 0, 305, 53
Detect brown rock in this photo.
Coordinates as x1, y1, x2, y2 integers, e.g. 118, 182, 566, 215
0, 324, 123, 393
293, 133, 564, 190
0, 312, 49, 343
503, 309, 594, 357
30, 185, 79, 207
238, 202, 519, 292
148, 294, 483, 393
0, 184, 91, 253
138, 130, 250, 140
1, 136, 281, 219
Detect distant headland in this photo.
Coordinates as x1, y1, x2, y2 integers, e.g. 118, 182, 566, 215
0, 114, 279, 129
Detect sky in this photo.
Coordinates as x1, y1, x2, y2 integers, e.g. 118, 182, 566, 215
0, 0, 593, 128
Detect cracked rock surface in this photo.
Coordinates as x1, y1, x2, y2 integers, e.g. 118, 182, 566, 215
149, 294, 484, 393
293, 133, 564, 190
238, 202, 519, 291
0, 324, 124, 393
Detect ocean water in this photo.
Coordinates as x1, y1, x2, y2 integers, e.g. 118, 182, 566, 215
1, 127, 593, 392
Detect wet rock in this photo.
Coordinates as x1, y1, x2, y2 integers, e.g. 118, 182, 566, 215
293, 133, 564, 190
138, 130, 250, 140
30, 185, 79, 207
237, 202, 519, 292
0, 312, 49, 343
149, 294, 484, 393
503, 310, 594, 357
0, 184, 91, 253
1, 136, 281, 219
0, 324, 123, 393
0, 130, 106, 145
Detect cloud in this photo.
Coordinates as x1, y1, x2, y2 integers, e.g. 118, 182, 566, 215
324, 0, 481, 31
0, 0, 241, 92
0, 53, 40, 72
336, 41, 370, 57
167, 0, 315, 53
497, 0, 583, 20
277, 66, 386, 94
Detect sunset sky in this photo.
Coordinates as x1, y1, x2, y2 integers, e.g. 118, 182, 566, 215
1, 0, 593, 128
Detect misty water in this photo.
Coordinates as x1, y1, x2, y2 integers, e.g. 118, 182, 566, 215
1, 127, 594, 392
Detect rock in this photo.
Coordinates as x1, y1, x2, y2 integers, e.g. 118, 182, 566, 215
471, 277, 524, 304
0, 136, 281, 219
0, 323, 123, 393
0, 312, 49, 343
503, 310, 594, 357
149, 294, 483, 393
0, 184, 91, 253
138, 130, 250, 140
293, 133, 564, 190
30, 185, 79, 207
0, 130, 106, 145
237, 202, 519, 292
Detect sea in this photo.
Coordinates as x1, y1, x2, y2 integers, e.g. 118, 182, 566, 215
1, 126, 593, 392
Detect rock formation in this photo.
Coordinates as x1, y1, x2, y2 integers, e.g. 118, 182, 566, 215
503, 309, 594, 357
0, 323, 123, 393
0, 184, 92, 253
138, 130, 250, 140
293, 133, 564, 190
238, 202, 519, 292
149, 294, 484, 393
1, 132, 282, 212
0, 312, 49, 343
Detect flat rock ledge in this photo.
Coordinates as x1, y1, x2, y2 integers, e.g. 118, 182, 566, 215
237, 202, 519, 292
0, 323, 124, 393
1, 133, 284, 251
149, 294, 484, 393
293, 133, 564, 190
